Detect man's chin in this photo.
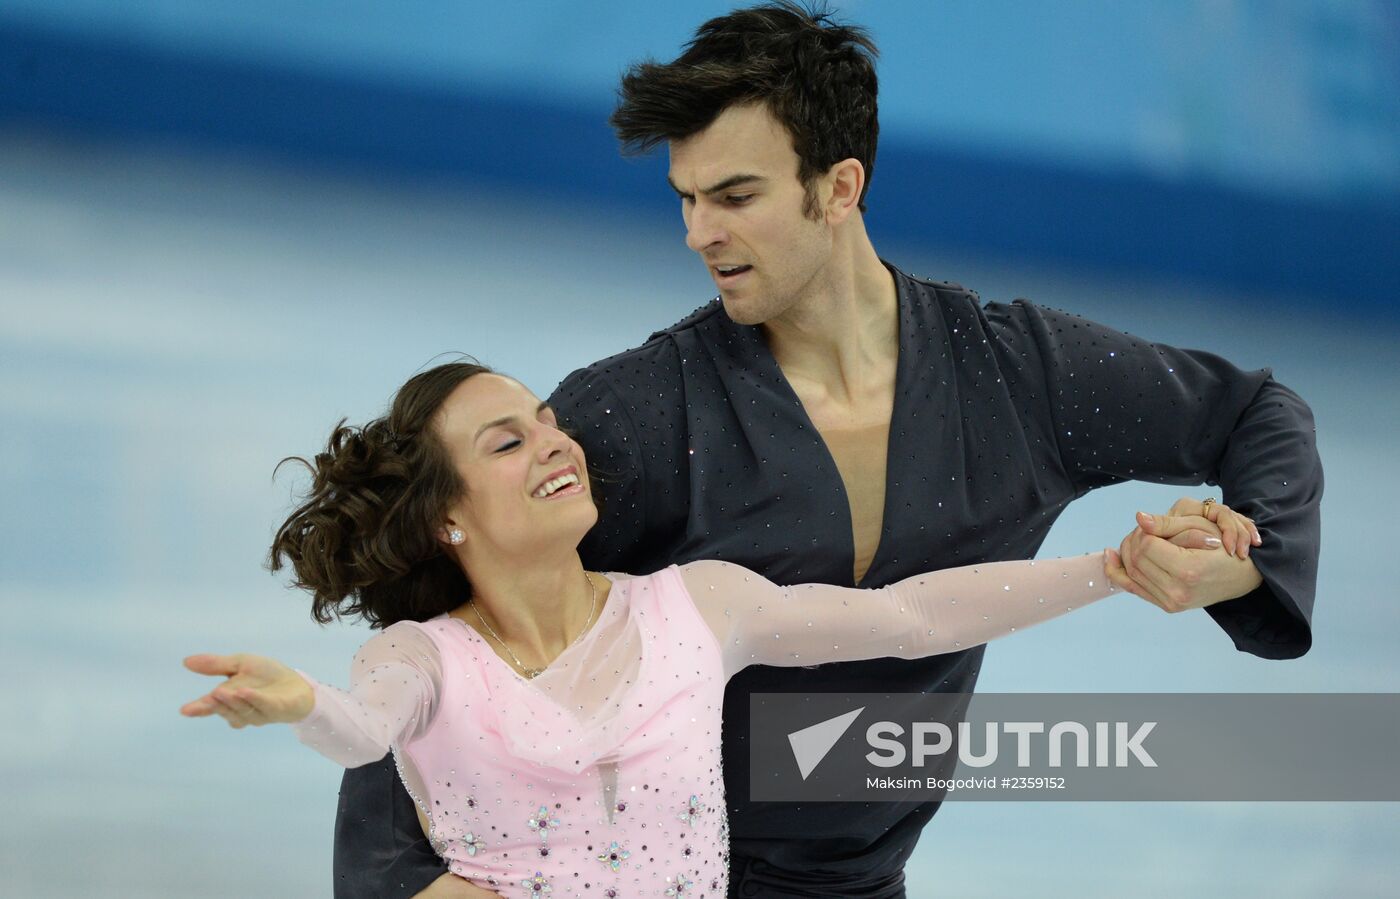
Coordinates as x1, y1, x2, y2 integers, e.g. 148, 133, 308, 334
718, 292, 771, 326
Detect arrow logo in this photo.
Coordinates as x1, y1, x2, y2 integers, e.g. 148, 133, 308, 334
787, 707, 864, 780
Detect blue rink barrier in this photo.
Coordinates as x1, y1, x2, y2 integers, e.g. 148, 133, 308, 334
2, 18, 1395, 314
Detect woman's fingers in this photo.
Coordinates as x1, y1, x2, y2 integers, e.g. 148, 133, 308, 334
201, 691, 249, 729
1234, 512, 1260, 557
1203, 503, 1238, 555
181, 685, 251, 720
1149, 504, 1263, 559
1210, 507, 1236, 556
213, 686, 258, 719
1140, 512, 1224, 550
1200, 501, 1263, 557
1225, 511, 1249, 558
230, 687, 278, 726
181, 653, 262, 726
1135, 512, 1225, 552
184, 653, 244, 677
216, 688, 280, 728
1167, 529, 1220, 550
181, 653, 313, 726
183, 654, 236, 714
1135, 511, 1218, 537
180, 696, 217, 717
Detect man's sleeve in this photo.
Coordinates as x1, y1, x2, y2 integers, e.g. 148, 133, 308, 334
332, 755, 445, 899
987, 299, 1322, 659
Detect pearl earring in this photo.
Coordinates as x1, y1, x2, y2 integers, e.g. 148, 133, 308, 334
448, 529, 465, 545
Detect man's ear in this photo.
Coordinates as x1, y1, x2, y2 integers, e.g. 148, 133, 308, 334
824, 158, 866, 225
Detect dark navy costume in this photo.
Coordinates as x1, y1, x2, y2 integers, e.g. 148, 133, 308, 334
332, 267, 1321, 898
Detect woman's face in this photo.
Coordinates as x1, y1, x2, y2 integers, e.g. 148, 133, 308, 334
433, 373, 597, 557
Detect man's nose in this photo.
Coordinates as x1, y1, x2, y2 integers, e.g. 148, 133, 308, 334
685, 204, 727, 254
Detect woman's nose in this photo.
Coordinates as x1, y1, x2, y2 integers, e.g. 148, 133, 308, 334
535, 426, 570, 462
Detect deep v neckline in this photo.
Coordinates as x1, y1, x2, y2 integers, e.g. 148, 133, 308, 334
752, 271, 909, 587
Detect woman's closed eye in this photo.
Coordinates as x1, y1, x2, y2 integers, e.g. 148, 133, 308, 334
494, 438, 522, 453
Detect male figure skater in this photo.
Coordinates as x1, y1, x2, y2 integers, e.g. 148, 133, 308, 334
334, 5, 1321, 897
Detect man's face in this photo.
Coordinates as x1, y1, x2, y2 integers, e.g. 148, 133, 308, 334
668, 103, 833, 326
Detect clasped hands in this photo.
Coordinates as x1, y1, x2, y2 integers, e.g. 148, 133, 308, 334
1104, 497, 1264, 613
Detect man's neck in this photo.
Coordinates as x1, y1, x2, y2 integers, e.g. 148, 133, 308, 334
762, 225, 898, 406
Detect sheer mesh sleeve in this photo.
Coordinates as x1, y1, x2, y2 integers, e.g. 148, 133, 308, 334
290, 621, 444, 768
680, 554, 1118, 679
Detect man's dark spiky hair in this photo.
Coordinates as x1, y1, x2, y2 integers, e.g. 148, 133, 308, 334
611, 1, 880, 212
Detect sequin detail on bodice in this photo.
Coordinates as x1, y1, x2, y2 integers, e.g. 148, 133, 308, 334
399, 567, 729, 896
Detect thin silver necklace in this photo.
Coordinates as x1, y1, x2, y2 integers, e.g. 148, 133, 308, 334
471, 572, 598, 679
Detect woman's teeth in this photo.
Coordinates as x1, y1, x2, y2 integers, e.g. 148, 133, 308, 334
533, 473, 580, 498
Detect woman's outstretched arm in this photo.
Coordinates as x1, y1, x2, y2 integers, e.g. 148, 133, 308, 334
683, 508, 1254, 679
683, 552, 1117, 678
181, 622, 442, 767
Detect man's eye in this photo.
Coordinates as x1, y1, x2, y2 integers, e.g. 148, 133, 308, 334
495, 439, 521, 453
727, 194, 754, 205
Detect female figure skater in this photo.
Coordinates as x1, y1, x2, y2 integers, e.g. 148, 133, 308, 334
181, 362, 1253, 897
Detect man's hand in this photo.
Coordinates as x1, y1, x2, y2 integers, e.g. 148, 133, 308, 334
413, 873, 504, 898
1105, 500, 1264, 613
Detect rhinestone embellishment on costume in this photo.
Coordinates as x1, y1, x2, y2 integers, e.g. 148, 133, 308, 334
527, 805, 559, 842
678, 794, 706, 827
597, 840, 631, 871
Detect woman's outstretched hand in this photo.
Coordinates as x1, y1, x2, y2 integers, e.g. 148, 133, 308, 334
180, 653, 315, 727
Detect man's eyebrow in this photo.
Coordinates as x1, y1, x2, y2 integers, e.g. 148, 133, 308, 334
475, 402, 551, 441
668, 173, 767, 198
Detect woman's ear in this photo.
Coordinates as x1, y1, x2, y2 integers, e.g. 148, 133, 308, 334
440, 522, 466, 547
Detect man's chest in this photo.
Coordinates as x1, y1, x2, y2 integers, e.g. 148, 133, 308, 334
629, 302, 1075, 583
677, 377, 1065, 589
800, 394, 894, 583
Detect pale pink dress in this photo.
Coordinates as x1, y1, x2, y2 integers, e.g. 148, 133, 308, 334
293, 555, 1115, 897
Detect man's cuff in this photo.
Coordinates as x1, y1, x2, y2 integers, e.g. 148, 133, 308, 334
1204, 580, 1312, 660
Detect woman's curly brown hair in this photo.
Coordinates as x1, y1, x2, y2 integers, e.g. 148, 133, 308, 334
269, 362, 492, 628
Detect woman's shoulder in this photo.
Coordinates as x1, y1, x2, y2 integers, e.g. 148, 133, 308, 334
355, 617, 452, 663
606, 565, 700, 592
673, 559, 761, 593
